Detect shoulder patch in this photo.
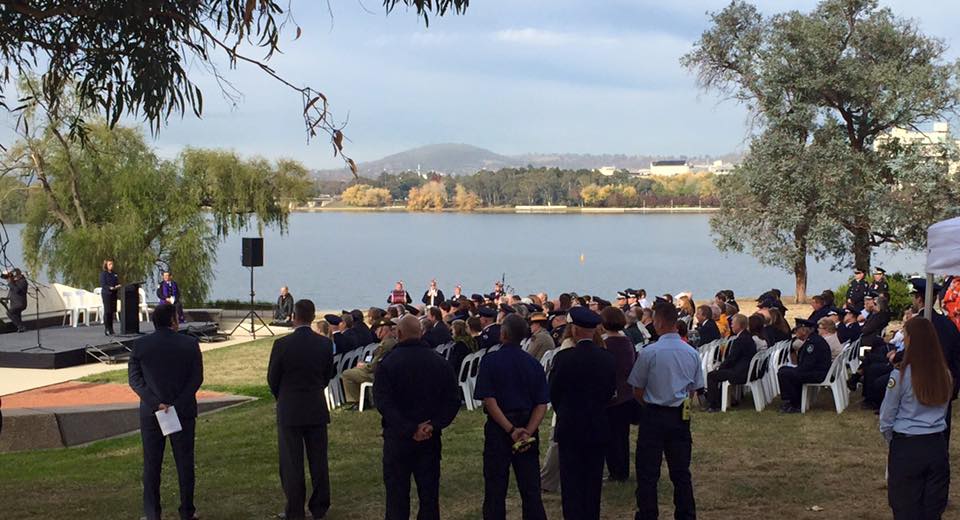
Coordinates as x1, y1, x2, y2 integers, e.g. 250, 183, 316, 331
887, 377, 896, 389
806, 345, 814, 354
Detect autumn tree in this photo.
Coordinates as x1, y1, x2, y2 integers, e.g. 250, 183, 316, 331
342, 184, 392, 207
407, 181, 447, 211
453, 184, 481, 211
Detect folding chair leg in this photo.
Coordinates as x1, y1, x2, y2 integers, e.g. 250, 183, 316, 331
720, 382, 729, 412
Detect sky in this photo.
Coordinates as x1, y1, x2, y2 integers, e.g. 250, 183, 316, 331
6, 0, 960, 170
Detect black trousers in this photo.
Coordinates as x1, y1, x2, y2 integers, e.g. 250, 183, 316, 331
605, 401, 634, 481
383, 435, 442, 520
6, 302, 25, 330
140, 415, 196, 520
558, 439, 606, 520
864, 364, 894, 408
706, 369, 744, 409
888, 432, 950, 520
635, 405, 695, 520
278, 423, 331, 520
777, 367, 826, 408
102, 293, 116, 333
482, 416, 546, 520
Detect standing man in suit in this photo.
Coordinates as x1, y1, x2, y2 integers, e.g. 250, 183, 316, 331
128, 303, 204, 520
1, 268, 28, 333
549, 307, 617, 520
267, 299, 336, 520
374, 314, 461, 520
704, 314, 757, 412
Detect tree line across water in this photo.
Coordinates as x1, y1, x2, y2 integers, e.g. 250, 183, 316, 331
323, 169, 720, 210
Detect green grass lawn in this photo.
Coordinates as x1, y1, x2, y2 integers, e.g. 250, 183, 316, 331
1, 336, 955, 519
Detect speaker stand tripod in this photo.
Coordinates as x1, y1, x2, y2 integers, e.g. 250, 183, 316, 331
20, 283, 53, 353
230, 265, 273, 339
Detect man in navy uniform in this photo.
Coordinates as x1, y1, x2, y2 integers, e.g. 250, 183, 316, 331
549, 306, 616, 520
474, 314, 549, 520
324, 314, 356, 354
128, 304, 203, 520
374, 314, 461, 520
776, 319, 831, 414
846, 268, 868, 312
156, 271, 185, 323
628, 300, 703, 520
704, 313, 756, 412
837, 307, 861, 344
268, 299, 336, 520
1, 268, 28, 333
870, 267, 890, 301
478, 306, 501, 350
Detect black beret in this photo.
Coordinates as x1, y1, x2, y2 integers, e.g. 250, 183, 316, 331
323, 314, 342, 326
477, 306, 498, 318
794, 318, 816, 329
499, 303, 515, 315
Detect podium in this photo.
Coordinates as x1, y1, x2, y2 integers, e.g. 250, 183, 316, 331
120, 282, 143, 335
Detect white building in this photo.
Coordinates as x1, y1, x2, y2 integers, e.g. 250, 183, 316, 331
874, 122, 960, 173
649, 160, 691, 176
595, 166, 618, 176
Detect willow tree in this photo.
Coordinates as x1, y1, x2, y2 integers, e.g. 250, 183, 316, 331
683, 0, 960, 272
5, 83, 311, 304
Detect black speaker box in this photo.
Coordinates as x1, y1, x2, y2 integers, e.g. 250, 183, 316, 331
242, 237, 263, 267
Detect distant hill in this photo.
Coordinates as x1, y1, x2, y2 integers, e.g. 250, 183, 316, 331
314, 143, 740, 180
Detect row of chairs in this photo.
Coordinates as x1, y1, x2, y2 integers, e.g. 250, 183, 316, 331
324, 343, 379, 412
713, 337, 864, 414
61, 287, 150, 327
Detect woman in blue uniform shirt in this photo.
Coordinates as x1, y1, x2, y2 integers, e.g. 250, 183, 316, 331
879, 317, 953, 519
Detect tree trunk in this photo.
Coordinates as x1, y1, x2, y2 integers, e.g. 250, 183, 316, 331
794, 258, 808, 304
852, 225, 872, 273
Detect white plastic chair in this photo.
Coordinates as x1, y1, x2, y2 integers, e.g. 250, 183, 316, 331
137, 287, 150, 322
540, 348, 558, 373
61, 291, 78, 327
458, 351, 478, 411
764, 340, 793, 401
720, 350, 770, 412
800, 353, 850, 414
358, 382, 374, 411
324, 353, 346, 409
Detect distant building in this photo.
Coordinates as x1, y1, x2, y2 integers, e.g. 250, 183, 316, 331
875, 122, 960, 172
649, 160, 690, 176
595, 166, 618, 176
708, 160, 735, 175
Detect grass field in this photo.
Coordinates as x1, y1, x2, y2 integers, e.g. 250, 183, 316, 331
1, 335, 956, 519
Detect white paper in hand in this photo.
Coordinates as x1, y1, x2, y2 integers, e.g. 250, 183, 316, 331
155, 406, 183, 436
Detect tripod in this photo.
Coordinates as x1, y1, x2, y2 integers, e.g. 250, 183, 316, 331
229, 265, 273, 339
21, 282, 53, 353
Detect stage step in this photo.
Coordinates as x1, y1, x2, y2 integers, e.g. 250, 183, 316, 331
85, 342, 133, 364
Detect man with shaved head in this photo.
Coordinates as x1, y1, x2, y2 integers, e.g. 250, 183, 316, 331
374, 313, 461, 520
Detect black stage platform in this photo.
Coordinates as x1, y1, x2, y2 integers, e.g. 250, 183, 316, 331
0, 322, 222, 369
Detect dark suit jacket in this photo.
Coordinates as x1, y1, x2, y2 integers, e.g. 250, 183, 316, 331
697, 319, 720, 346
549, 340, 616, 445
353, 322, 376, 346
373, 339, 460, 440
4, 276, 27, 309
422, 321, 453, 348
267, 327, 336, 427
807, 307, 830, 325
421, 290, 446, 307
128, 327, 204, 419
333, 330, 358, 354
718, 331, 757, 384
860, 311, 890, 346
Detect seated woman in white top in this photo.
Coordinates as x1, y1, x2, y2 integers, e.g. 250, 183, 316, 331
879, 318, 953, 519
817, 318, 844, 359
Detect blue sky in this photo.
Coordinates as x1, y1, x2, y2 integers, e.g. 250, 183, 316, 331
8, 1, 960, 169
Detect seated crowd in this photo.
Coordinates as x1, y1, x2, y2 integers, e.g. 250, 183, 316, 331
133, 271, 959, 520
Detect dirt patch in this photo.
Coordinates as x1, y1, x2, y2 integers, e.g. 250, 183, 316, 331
2, 381, 224, 409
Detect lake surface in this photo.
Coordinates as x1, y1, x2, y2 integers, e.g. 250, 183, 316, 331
1, 212, 924, 309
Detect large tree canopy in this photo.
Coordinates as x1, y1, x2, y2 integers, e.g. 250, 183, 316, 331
684, 0, 960, 272
0, 0, 469, 168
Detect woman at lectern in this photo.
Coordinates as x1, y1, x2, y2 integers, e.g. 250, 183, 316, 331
100, 259, 121, 336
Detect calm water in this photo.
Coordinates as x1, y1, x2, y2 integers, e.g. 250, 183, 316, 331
1, 212, 924, 309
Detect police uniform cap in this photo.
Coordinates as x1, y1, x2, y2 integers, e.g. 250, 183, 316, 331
478, 306, 498, 318
547, 310, 567, 321
616, 291, 627, 299
529, 312, 549, 323
526, 303, 543, 313
793, 318, 816, 330
403, 304, 420, 316
371, 318, 395, 330
470, 294, 484, 302
826, 310, 838, 317
842, 307, 856, 315
908, 278, 941, 295
567, 306, 601, 328
323, 314, 342, 326
874, 267, 886, 275
864, 290, 880, 300
499, 303, 515, 315
854, 268, 864, 274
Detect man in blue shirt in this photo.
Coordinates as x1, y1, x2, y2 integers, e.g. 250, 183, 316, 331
628, 300, 702, 520
473, 313, 549, 520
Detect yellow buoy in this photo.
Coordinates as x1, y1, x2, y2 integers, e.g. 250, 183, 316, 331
579, 253, 585, 264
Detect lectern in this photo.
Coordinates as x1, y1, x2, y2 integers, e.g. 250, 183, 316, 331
120, 282, 143, 335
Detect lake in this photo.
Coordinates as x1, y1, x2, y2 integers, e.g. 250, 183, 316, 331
1, 212, 924, 309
